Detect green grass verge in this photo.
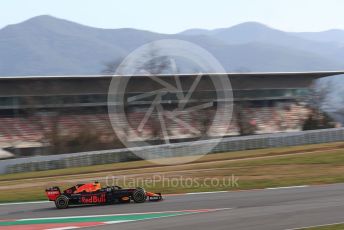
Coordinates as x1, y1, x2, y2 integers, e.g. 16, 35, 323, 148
1, 142, 344, 203
0, 142, 341, 182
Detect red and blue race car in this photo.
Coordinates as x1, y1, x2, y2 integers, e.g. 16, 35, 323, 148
46, 182, 162, 209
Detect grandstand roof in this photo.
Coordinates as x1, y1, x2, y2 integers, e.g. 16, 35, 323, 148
1, 70, 344, 80
0, 71, 343, 99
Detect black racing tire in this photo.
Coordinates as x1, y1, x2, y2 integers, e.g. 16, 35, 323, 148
55, 195, 69, 209
132, 188, 147, 203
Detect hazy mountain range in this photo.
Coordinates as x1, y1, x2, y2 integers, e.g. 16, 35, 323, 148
1, 15, 344, 76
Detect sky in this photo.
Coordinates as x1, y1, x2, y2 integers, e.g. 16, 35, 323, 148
1, 0, 344, 33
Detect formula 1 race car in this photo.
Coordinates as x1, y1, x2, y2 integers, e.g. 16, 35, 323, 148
46, 182, 162, 209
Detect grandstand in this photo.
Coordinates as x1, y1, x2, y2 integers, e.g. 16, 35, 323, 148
0, 71, 343, 158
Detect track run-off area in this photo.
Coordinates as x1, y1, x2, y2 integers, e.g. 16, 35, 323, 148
1, 183, 344, 230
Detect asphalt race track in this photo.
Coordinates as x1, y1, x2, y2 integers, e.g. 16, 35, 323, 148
1, 183, 344, 230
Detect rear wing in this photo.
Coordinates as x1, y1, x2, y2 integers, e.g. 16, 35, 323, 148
46, 187, 61, 201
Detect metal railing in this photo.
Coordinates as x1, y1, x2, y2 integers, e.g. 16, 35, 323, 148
2, 127, 344, 174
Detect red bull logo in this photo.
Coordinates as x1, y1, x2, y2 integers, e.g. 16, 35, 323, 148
81, 193, 106, 204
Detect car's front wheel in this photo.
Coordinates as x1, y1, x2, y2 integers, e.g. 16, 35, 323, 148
55, 195, 69, 209
132, 188, 147, 203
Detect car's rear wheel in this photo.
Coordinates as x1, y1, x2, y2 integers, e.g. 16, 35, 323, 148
132, 188, 147, 203
55, 195, 69, 209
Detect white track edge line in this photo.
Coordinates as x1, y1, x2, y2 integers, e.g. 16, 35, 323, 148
0, 200, 50, 206
186, 191, 229, 195
266, 185, 309, 190
18, 208, 231, 221
284, 220, 344, 230
46, 227, 80, 230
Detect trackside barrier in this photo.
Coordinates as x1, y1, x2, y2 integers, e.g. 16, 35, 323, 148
2, 127, 344, 174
